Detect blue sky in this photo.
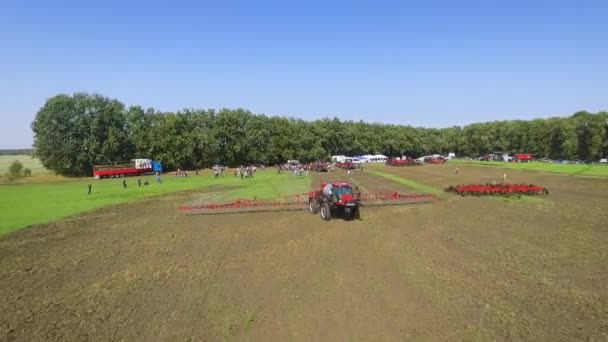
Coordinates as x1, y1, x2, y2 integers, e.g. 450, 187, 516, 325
1, 0, 606, 148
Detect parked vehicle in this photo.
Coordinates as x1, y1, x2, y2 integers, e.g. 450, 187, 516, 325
514, 153, 535, 162
309, 162, 330, 172
386, 157, 422, 167
93, 159, 162, 179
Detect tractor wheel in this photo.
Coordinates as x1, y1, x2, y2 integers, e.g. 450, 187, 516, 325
309, 198, 319, 214
320, 203, 331, 221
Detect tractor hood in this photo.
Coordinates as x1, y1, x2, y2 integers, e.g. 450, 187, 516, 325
342, 194, 354, 202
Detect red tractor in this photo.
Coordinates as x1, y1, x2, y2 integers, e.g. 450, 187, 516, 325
308, 182, 361, 221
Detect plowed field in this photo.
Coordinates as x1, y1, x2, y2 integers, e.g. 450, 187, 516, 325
1, 166, 607, 341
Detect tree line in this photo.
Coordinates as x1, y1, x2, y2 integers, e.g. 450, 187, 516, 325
0, 149, 34, 155
31, 93, 608, 176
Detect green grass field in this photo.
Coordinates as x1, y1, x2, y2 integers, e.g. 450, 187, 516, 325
0, 170, 311, 236
449, 159, 608, 177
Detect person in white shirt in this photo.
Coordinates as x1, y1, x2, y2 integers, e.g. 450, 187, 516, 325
322, 183, 333, 200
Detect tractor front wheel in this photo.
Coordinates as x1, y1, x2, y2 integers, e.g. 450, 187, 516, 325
309, 198, 319, 214
320, 203, 331, 221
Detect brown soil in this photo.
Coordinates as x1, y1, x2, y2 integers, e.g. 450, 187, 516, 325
1, 166, 607, 341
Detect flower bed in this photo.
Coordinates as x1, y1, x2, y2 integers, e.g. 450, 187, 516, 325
444, 183, 549, 196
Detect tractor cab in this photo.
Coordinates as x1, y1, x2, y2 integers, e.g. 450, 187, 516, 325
312, 182, 361, 220
330, 182, 355, 204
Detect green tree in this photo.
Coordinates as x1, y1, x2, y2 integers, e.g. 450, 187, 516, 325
31, 93, 131, 176
30, 92, 608, 173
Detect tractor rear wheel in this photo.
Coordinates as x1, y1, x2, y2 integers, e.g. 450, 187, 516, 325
320, 203, 331, 221
309, 198, 319, 214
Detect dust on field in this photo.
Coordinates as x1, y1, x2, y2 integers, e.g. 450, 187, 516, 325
1, 166, 607, 340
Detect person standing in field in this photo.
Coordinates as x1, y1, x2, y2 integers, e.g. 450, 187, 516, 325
503, 173, 507, 182
455, 167, 459, 175
138, 179, 141, 187
122, 179, 127, 189
88, 184, 92, 195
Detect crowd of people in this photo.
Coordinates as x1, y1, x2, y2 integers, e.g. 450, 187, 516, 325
91, 162, 366, 195
235, 165, 257, 179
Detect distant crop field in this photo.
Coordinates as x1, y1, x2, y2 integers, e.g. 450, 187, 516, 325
449, 159, 608, 177
0, 155, 70, 184
0, 155, 48, 174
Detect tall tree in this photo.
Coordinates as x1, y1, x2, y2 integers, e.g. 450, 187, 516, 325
31, 93, 129, 176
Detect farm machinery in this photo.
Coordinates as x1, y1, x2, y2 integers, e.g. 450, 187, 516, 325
386, 158, 422, 167
178, 181, 436, 220
336, 161, 357, 170
444, 183, 549, 196
308, 182, 361, 220
309, 162, 330, 172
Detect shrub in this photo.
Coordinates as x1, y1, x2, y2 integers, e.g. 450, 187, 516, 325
7, 160, 24, 181
5, 161, 32, 181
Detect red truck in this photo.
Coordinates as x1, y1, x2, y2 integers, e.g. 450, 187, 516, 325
93, 159, 162, 179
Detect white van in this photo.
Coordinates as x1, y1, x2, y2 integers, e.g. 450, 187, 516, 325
331, 155, 347, 163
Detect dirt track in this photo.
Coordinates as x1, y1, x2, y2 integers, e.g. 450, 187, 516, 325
1, 166, 607, 341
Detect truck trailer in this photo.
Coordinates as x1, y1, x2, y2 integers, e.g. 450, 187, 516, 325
93, 159, 162, 179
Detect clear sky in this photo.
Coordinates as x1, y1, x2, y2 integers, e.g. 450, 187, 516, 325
1, 0, 607, 148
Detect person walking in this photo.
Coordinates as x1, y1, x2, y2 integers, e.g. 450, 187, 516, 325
455, 167, 459, 175
138, 179, 141, 187
122, 179, 127, 189
88, 184, 92, 195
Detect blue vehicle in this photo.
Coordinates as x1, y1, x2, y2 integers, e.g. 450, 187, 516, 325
152, 160, 163, 173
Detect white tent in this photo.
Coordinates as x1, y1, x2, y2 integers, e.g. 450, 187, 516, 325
372, 154, 388, 162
